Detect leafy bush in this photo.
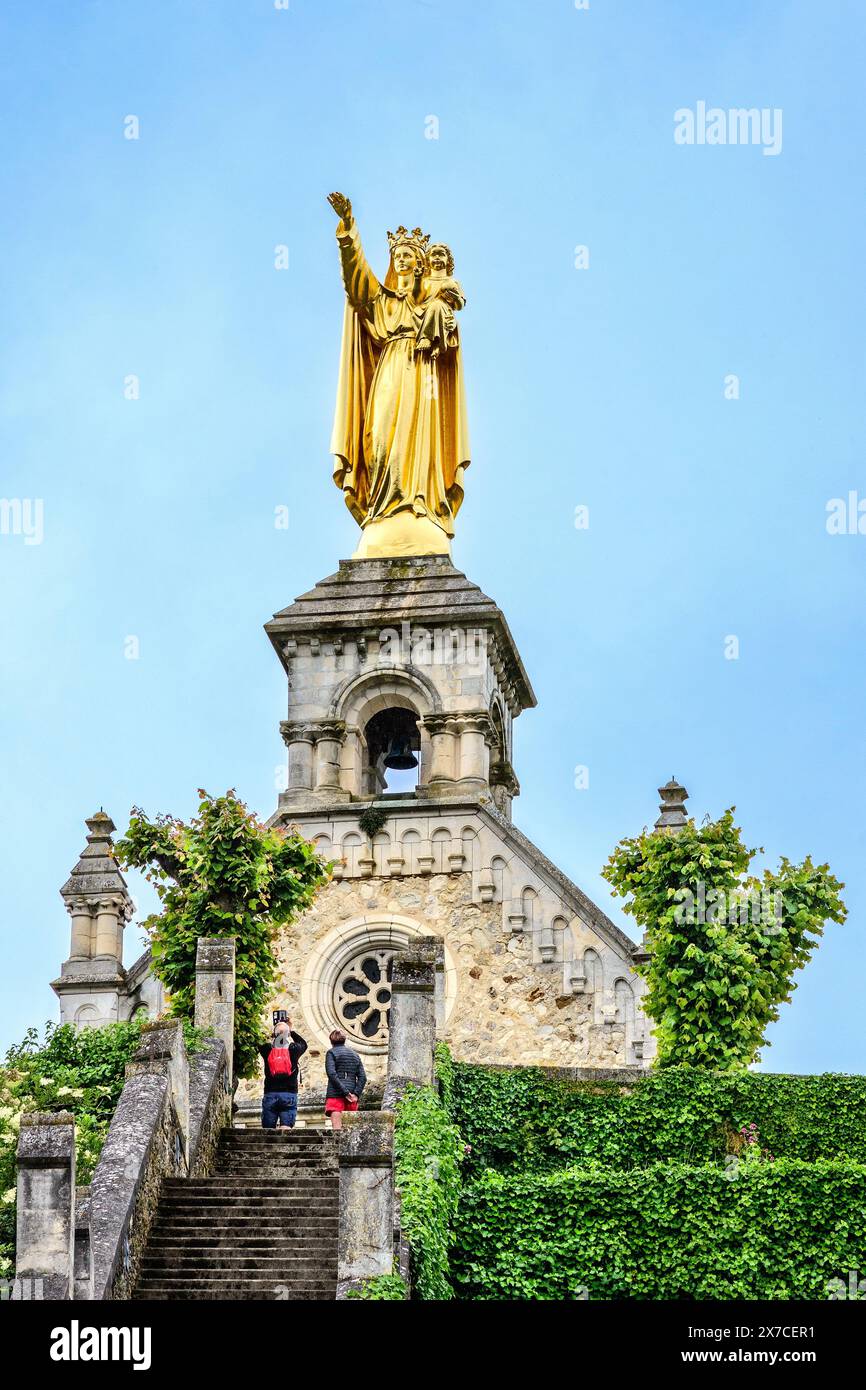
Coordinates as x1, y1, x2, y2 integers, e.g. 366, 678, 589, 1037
346, 1273, 407, 1300
393, 1062, 464, 1300
451, 1159, 866, 1300
602, 809, 846, 1068
0, 1021, 146, 1275
448, 1064, 866, 1177
116, 790, 330, 1078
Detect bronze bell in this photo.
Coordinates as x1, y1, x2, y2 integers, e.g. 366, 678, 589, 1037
382, 734, 418, 771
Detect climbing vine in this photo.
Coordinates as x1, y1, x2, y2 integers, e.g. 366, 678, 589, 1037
451, 1159, 866, 1300
393, 1049, 465, 1300
446, 1063, 866, 1177
116, 790, 330, 1078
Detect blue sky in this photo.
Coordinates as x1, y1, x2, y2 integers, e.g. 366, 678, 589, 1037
1, 0, 864, 1070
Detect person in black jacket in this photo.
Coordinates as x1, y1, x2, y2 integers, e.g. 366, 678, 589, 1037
259, 1018, 307, 1128
324, 1029, 367, 1130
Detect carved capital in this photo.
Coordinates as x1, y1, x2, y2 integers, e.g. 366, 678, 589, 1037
314, 718, 347, 745
281, 718, 347, 747
420, 713, 460, 738
280, 720, 318, 747
455, 711, 496, 742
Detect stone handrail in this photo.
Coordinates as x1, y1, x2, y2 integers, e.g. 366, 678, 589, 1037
88, 1019, 190, 1300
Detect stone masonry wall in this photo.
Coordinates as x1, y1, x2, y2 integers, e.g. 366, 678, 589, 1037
238, 870, 630, 1109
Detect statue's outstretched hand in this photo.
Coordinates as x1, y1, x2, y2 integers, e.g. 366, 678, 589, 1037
327, 191, 352, 224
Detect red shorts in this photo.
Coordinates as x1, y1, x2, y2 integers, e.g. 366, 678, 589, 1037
325, 1097, 359, 1115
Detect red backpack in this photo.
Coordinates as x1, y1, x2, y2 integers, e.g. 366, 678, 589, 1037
267, 1047, 293, 1079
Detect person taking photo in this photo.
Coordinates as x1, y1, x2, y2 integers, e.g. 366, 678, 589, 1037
260, 1016, 307, 1129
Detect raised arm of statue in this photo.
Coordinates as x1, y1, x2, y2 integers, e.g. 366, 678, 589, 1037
327, 191, 381, 314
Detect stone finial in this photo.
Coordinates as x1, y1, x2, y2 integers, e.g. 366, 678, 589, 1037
54, 811, 135, 1025
59, 810, 132, 910
654, 778, 689, 832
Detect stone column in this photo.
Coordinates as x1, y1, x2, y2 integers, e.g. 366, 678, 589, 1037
313, 719, 346, 792
94, 897, 123, 960
67, 903, 93, 960
423, 714, 458, 786
281, 721, 316, 790
456, 712, 494, 790
383, 939, 437, 1108
337, 1112, 394, 1291
194, 938, 236, 1087
15, 1112, 76, 1299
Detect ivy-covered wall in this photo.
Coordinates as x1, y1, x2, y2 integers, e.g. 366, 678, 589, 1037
449, 1063, 866, 1177
390, 1057, 866, 1302
451, 1160, 866, 1300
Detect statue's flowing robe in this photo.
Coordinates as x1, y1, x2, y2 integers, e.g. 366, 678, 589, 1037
329, 220, 470, 539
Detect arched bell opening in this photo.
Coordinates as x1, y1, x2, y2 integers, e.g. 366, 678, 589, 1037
364, 706, 421, 794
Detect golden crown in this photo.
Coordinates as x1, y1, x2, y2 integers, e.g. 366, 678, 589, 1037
386, 225, 431, 259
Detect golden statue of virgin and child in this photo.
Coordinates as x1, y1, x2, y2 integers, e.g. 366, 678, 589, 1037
327, 191, 470, 558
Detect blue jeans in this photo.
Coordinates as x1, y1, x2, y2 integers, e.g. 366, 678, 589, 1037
262, 1091, 298, 1128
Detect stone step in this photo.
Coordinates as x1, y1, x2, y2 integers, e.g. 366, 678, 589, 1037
151, 1209, 339, 1221
134, 1284, 337, 1295
148, 1227, 339, 1240
211, 1166, 337, 1176
217, 1148, 332, 1156
214, 1158, 336, 1166
219, 1132, 331, 1145
152, 1216, 337, 1229
141, 1254, 336, 1270
136, 1278, 337, 1289
217, 1141, 333, 1150
159, 1194, 336, 1205
159, 1187, 338, 1200
146, 1240, 337, 1254
138, 1273, 336, 1285
156, 1199, 337, 1213
163, 1181, 334, 1192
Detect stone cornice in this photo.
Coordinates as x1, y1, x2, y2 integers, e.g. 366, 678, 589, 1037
264, 557, 537, 717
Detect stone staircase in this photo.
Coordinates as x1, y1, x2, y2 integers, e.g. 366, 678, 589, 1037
133, 1128, 339, 1300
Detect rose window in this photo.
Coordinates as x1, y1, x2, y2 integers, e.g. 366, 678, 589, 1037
335, 948, 395, 1044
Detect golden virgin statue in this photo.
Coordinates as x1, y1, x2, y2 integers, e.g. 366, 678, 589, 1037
327, 192, 470, 559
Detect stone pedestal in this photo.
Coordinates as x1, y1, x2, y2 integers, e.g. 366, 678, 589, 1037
15, 1112, 76, 1299
384, 940, 438, 1108
194, 938, 237, 1086
337, 1112, 394, 1288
